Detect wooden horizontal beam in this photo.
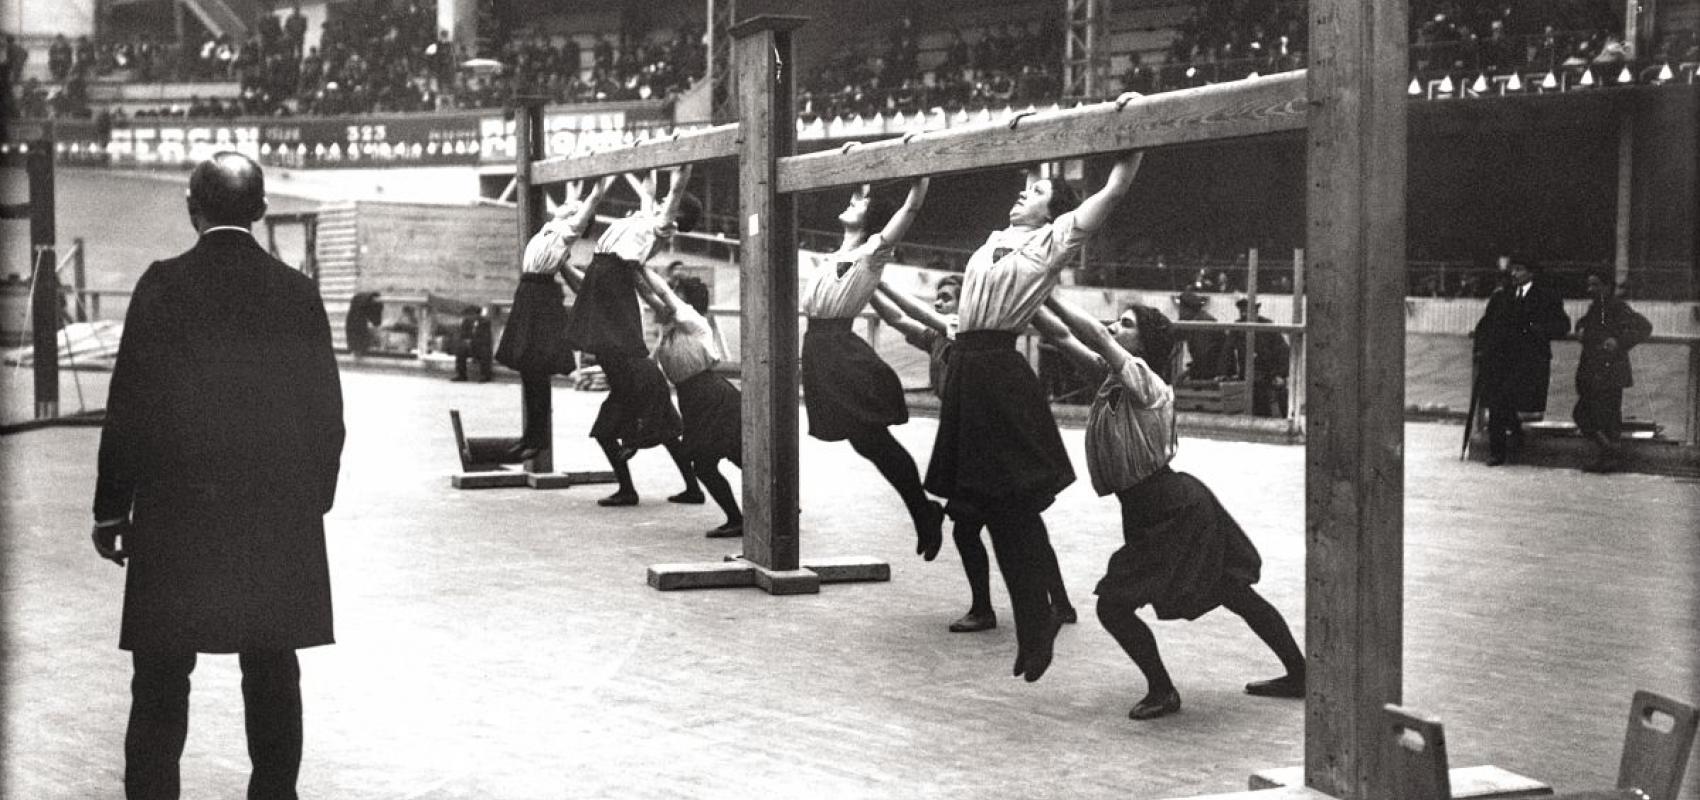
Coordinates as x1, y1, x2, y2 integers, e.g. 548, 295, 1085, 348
777, 71, 1308, 194
528, 124, 741, 185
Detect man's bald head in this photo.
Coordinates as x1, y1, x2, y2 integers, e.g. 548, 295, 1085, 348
187, 151, 267, 228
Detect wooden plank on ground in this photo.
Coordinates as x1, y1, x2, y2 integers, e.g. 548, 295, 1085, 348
776, 71, 1307, 194
1303, 0, 1409, 796
1250, 765, 1552, 798
529, 125, 741, 185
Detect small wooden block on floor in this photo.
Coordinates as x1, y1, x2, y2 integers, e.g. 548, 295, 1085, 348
526, 470, 618, 489
648, 561, 757, 590
1250, 765, 1550, 798
802, 556, 890, 583
451, 470, 529, 489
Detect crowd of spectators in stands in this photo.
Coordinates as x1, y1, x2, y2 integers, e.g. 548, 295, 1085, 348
5, 0, 706, 120
798, 12, 1065, 121
1149, 0, 1308, 90
1150, 0, 1694, 93
457, 26, 705, 110
4, 0, 1693, 123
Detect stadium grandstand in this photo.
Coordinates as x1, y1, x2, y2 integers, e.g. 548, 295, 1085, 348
1, 0, 1695, 306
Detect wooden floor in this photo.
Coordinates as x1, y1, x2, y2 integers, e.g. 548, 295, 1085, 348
2, 368, 1696, 799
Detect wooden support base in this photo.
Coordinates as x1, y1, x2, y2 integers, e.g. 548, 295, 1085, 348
450, 470, 529, 489
526, 470, 617, 489
1161, 787, 1332, 800
646, 555, 889, 594
450, 470, 618, 490
1249, 765, 1551, 798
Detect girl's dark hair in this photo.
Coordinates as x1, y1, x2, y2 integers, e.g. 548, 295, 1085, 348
674, 275, 710, 315
1127, 304, 1176, 383
936, 274, 963, 293
862, 190, 898, 233
673, 194, 702, 234
1045, 178, 1081, 221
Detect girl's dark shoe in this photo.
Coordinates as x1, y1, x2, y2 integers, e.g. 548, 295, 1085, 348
1244, 673, 1305, 698
948, 610, 997, 633
1128, 687, 1182, 720
706, 521, 743, 538
598, 491, 639, 507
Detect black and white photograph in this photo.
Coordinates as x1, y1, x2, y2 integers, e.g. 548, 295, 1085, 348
1, 0, 1696, 797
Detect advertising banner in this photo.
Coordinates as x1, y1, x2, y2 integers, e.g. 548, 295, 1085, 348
103, 112, 485, 168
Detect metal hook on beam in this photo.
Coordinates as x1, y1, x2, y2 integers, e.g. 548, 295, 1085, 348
1006, 111, 1036, 130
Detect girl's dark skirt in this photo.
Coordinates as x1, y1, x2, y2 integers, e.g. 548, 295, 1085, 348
495, 274, 576, 375
924, 330, 1075, 520
675, 370, 742, 464
1095, 466, 1263, 621
590, 354, 683, 449
564, 252, 649, 359
801, 317, 908, 442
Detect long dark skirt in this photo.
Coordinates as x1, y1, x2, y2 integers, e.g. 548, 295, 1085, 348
801, 317, 909, 442
924, 330, 1074, 520
676, 370, 742, 464
495, 274, 576, 375
590, 354, 682, 449
564, 252, 648, 359
1095, 467, 1262, 621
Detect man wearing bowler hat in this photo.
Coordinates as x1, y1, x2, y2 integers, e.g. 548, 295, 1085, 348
1471, 256, 1569, 465
1172, 287, 1227, 381
91, 151, 344, 799
1224, 296, 1290, 418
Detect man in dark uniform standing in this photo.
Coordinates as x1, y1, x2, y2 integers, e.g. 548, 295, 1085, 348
1572, 270, 1652, 473
1224, 297, 1290, 418
1472, 257, 1570, 465
91, 151, 344, 799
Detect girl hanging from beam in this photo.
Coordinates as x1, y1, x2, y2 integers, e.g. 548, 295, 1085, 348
1040, 293, 1305, 720
799, 178, 945, 560
561, 166, 702, 507
924, 150, 1142, 683
495, 176, 611, 461
869, 276, 1079, 634
631, 261, 745, 538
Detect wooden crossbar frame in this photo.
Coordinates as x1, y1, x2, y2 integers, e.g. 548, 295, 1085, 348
777, 71, 1308, 193
516, 4, 1407, 795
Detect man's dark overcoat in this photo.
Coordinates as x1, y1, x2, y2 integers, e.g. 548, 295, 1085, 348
95, 229, 344, 653
1472, 282, 1570, 414
1574, 295, 1652, 391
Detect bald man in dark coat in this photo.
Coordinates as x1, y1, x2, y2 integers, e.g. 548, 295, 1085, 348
91, 151, 344, 799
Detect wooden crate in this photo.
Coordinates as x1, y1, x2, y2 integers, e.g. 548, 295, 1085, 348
1173, 380, 1252, 414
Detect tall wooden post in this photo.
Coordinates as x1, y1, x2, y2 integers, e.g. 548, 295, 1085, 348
29, 141, 58, 420
733, 16, 805, 575
1305, 0, 1408, 797
515, 98, 552, 473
